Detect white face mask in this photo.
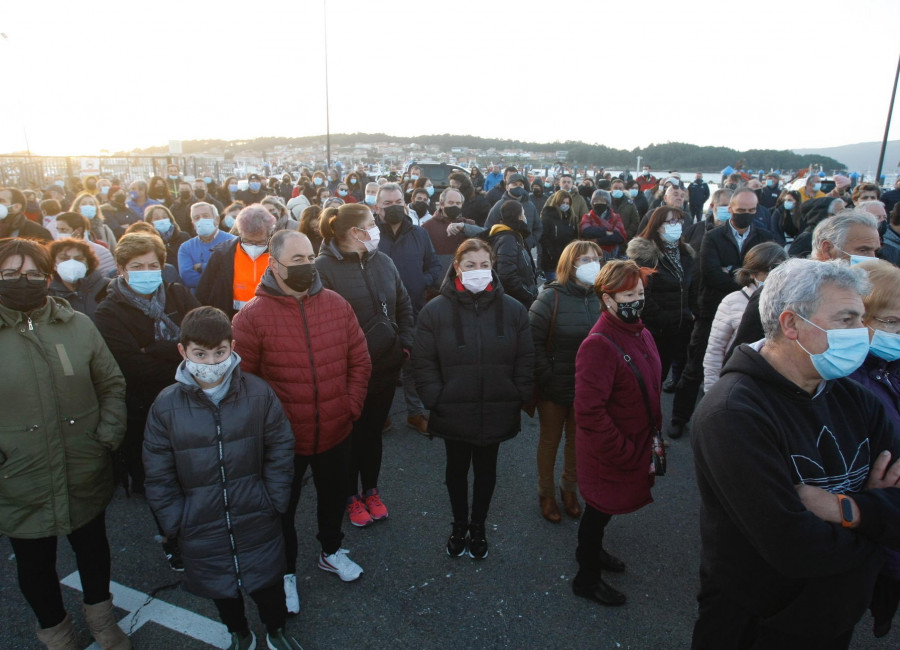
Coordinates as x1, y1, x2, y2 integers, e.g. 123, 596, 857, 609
357, 226, 380, 253
56, 259, 88, 283
575, 261, 601, 286
185, 355, 232, 384
460, 269, 492, 293
241, 242, 268, 260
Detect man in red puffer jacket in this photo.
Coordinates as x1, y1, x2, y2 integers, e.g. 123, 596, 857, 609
233, 230, 371, 609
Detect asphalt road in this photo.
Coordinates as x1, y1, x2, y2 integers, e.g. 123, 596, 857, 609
2, 390, 899, 649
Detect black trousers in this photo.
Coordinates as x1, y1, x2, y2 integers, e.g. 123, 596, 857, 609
282, 436, 351, 566
573, 504, 612, 587
444, 439, 500, 525
692, 588, 854, 650
649, 322, 692, 386
213, 582, 286, 635
672, 317, 713, 425
9, 511, 110, 629
348, 382, 395, 497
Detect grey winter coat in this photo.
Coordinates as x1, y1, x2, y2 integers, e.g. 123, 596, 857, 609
143, 362, 295, 599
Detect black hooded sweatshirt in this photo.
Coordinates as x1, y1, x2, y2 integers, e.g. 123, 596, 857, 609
692, 343, 900, 641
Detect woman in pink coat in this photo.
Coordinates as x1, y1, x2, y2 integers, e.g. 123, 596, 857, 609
573, 259, 661, 606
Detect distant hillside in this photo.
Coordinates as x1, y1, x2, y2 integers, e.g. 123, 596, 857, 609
794, 140, 900, 175
124, 134, 844, 172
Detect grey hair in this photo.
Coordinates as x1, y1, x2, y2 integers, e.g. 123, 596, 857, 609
269, 230, 308, 260
811, 209, 878, 254
729, 187, 758, 205
130, 180, 148, 192
439, 187, 464, 205
759, 258, 870, 340
235, 204, 276, 237
376, 182, 403, 204
190, 201, 219, 218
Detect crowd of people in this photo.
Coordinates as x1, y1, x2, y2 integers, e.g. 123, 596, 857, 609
2, 160, 900, 649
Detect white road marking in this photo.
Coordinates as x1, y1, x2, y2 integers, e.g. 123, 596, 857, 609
61, 572, 231, 649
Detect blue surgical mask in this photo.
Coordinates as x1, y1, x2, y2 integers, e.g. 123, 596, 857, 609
411, 175, 419, 181
80, 205, 97, 219
663, 223, 682, 242
350, 178, 357, 185
195, 218, 216, 237
153, 218, 172, 234
629, 189, 639, 198
224, 215, 236, 229
249, 182, 261, 192
783, 200, 795, 211
229, 184, 238, 193
426, 186, 434, 197
203, 176, 212, 184
544, 182, 551, 188
126, 269, 163, 295
870, 328, 900, 362
168, 174, 179, 180
364, 195, 376, 206
765, 179, 774, 188
835, 247, 868, 266
314, 177, 323, 186
129, 190, 139, 201
796, 315, 869, 379
338, 189, 348, 197
99, 186, 109, 195
611, 189, 624, 199
715, 206, 731, 221
813, 183, 822, 192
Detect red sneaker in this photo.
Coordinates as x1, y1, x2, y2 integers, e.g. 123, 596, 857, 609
347, 495, 373, 527
363, 488, 388, 521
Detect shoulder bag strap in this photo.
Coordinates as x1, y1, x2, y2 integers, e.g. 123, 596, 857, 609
595, 333, 656, 429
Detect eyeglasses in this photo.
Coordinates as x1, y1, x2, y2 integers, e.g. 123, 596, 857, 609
575, 256, 600, 265
664, 217, 684, 225
872, 316, 900, 334
1, 269, 49, 282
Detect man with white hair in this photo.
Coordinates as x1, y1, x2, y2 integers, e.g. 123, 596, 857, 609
811, 209, 880, 262
178, 202, 236, 290
856, 200, 888, 225
692, 258, 900, 649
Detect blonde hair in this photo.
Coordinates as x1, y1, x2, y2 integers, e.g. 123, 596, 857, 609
858, 259, 900, 323
555, 240, 602, 286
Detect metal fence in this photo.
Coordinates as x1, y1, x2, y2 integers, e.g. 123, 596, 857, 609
0, 156, 241, 190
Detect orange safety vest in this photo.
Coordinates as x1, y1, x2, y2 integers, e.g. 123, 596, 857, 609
232, 246, 269, 310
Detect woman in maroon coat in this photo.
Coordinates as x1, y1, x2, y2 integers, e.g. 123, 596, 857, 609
573, 259, 661, 607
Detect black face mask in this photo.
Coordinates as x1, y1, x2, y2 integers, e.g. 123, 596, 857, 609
0, 277, 49, 312
443, 206, 462, 220
731, 213, 756, 229
508, 187, 528, 200
532, 186, 543, 196
194, 189, 207, 199
383, 205, 406, 225
179, 190, 192, 200
593, 203, 608, 215
613, 298, 644, 324
411, 201, 429, 217
515, 220, 530, 235
280, 262, 317, 293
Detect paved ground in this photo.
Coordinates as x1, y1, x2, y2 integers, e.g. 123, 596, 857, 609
2, 390, 899, 649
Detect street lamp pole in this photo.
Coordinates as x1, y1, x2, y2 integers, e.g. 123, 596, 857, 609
323, 0, 331, 170
875, 49, 900, 184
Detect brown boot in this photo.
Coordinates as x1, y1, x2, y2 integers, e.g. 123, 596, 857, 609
83, 598, 132, 650
540, 495, 562, 523
560, 488, 583, 518
35, 614, 78, 650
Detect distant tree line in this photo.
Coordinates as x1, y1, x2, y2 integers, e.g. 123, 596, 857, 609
126, 133, 845, 172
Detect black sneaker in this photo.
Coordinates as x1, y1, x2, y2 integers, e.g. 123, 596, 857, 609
446, 522, 468, 557
162, 538, 185, 572
572, 578, 626, 606
467, 523, 488, 559
266, 628, 304, 649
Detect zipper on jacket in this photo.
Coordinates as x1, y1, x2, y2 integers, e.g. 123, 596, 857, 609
298, 300, 321, 454
213, 409, 243, 587
474, 298, 484, 439
27, 316, 33, 331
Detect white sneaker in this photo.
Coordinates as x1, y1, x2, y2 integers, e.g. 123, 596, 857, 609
317, 548, 363, 582
283, 574, 300, 614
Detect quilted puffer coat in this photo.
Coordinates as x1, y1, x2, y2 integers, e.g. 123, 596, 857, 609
232, 268, 371, 455
143, 361, 295, 598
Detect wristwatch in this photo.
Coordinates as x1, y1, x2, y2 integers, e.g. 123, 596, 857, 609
837, 494, 854, 528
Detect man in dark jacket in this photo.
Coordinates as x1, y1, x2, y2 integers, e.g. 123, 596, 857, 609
170, 180, 198, 236
375, 183, 440, 432
759, 172, 781, 210
669, 189, 774, 438
233, 231, 372, 600
486, 200, 538, 308
0, 187, 53, 242
485, 166, 518, 205
692, 258, 900, 649
101, 189, 142, 238
483, 173, 543, 250
237, 173, 269, 205
688, 173, 710, 223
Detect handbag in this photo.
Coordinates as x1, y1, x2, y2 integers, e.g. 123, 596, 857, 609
597, 333, 666, 477
523, 288, 559, 417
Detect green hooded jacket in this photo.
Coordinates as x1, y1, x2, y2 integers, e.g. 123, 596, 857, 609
0, 296, 126, 538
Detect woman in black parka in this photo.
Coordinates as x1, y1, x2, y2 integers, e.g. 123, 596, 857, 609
626, 206, 696, 384
529, 240, 602, 523
413, 238, 534, 560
